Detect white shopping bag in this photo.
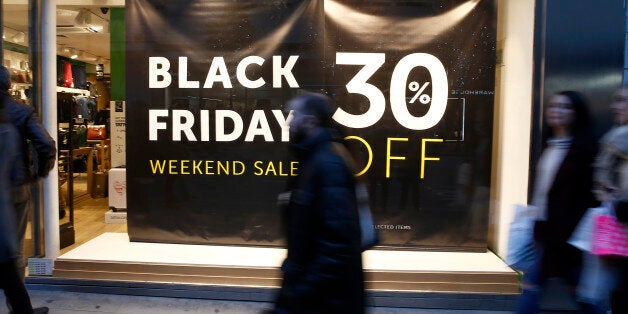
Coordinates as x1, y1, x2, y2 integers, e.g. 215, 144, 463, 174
568, 202, 613, 253
505, 204, 538, 272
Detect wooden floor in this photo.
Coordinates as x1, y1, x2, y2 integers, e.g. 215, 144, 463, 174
54, 173, 126, 255
23, 174, 126, 258
60, 195, 127, 255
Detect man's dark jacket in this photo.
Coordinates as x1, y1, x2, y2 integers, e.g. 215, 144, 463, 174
4, 94, 56, 186
0, 104, 19, 261
277, 129, 365, 314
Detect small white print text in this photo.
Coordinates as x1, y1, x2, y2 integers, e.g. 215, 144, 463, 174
374, 224, 412, 230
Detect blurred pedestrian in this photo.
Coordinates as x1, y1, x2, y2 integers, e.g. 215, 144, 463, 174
0, 65, 56, 280
578, 86, 628, 313
273, 92, 364, 313
516, 91, 598, 313
0, 91, 48, 314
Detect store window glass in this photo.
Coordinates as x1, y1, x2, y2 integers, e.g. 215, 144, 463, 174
9, 1, 498, 263
54, 5, 117, 253
4, 3, 118, 260
125, 0, 497, 251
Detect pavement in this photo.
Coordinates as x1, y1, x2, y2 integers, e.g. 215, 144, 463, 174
0, 290, 514, 314
0, 277, 588, 313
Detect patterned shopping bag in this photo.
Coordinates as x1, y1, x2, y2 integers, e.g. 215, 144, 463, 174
592, 215, 628, 257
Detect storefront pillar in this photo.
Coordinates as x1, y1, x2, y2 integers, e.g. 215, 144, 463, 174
490, 0, 536, 257
41, 0, 59, 258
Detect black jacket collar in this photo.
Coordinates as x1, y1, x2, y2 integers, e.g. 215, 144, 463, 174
290, 128, 334, 161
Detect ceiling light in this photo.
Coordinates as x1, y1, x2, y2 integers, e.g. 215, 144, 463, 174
82, 54, 98, 62
69, 48, 78, 59
74, 9, 92, 26
11, 31, 25, 43
87, 25, 103, 33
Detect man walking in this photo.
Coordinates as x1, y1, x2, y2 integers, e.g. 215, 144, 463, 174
0, 80, 49, 314
274, 92, 364, 313
0, 65, 56, 280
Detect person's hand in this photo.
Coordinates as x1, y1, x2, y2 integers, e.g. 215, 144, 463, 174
615, 199, 628, 222
277, 191, 291, 207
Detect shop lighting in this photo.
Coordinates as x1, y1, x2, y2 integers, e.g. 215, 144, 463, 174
12, 31, 25, 43
83, 53, 99, 62
87, 26, 103, 33
74, 9, 92, 26
3, 26, 27, 43
69, 48, 78, 59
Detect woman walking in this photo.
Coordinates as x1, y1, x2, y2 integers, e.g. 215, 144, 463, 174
516, 91, 598, 313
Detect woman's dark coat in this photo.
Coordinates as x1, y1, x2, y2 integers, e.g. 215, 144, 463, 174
534, 139, 598, 277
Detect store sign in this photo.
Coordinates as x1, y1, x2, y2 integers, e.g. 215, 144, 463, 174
126, 0, 496, 250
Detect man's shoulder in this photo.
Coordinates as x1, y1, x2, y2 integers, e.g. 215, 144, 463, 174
311, 142, 353, 183
5, 96, 28, 109
314, 142, 347, 167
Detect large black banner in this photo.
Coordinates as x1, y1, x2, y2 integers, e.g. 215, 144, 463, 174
126, 0, 496, 251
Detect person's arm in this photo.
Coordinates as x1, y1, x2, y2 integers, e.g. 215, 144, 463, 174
24, 106, 56, 177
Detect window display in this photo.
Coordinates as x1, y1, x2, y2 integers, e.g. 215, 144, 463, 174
126, 0, 496, 250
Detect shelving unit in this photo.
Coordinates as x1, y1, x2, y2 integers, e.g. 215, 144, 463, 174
57, 86, 90, 97
87, 139, 110, 171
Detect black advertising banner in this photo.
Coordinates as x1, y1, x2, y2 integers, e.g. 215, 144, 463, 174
126, 0, 496, 251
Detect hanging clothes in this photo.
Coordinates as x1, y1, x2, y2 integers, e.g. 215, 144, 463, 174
63, 62, 73, 88
71, 64, 87, 90
74, 96, 96, 121
57, 93, 76, 123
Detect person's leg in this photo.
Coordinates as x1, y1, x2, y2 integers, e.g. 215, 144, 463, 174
611, 257, 628, 314
0, 259, 34, 313
11, 185, 31, 280
576, 252, 613, 313
516, 246, 546, 314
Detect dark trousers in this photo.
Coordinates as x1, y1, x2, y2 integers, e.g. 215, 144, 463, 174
611, 257, 628, 313
516, 243, 580, 314
12, 185, 31, 280
0, 259, 33, 314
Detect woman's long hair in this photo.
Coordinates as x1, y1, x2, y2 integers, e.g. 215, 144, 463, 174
543, 90, 594, 146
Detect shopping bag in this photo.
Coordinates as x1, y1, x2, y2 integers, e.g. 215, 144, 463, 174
592, 214, 628, 257
87, 125, 107, 140
356, 182, 378, 251
505, 204, 537, 271
330, 142, 379, 251
568, 202, 613, 253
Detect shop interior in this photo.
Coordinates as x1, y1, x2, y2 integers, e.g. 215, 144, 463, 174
3, 4, 126, 259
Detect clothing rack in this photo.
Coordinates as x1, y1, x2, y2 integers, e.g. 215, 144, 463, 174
57, 86, 90, 97
57, 88, 92, 248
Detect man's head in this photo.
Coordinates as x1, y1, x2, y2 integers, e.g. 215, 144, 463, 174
287, 92, 334, 143
0, 65, 11, 92
611, 86, 628, 125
